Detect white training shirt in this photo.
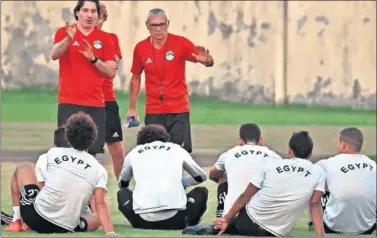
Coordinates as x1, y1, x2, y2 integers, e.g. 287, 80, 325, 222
118, 141, 207, 221
34, 151, 93, 219
34, 147, 108, 231
215, 144, 283, 216
316, 153, 376, 234
246, 158, 326, 237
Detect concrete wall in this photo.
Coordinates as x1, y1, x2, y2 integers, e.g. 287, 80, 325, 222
1, 1, 375, 109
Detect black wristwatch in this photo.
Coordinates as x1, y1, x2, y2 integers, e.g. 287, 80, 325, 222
90, 55, 99, 64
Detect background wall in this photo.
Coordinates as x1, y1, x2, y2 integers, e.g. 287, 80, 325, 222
1, 1, 375, 109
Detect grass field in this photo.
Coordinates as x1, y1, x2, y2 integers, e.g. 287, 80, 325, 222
1, 90, 376, 125
1, 90, 376, 237
1, 163, 375, 238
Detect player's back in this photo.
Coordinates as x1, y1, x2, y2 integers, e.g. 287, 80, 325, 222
129, 141, 188, 185
127, 141, 203, 212
247, 158, 324, 236
34, 147, 107, 231
317, 154, 376, 233
222, 144, 282, 216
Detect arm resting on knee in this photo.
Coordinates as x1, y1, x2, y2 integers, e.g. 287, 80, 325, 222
209, 166, 225, 183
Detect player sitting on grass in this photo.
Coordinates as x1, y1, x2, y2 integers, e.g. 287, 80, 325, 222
183, 131, 326, 238
2, 126, 69, 229
4, 112, 116, 235
117, 124, 208, 230
206, 123, 282, 219
313, 127, 376, 235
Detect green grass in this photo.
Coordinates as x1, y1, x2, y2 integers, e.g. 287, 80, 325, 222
1, 163, 375, 237
1, 89, 376, 125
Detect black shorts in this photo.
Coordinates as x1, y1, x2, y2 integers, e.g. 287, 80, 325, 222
105, 101, 123, 144
145, 112, 192, 153
57, 103, 106, 155
222, 208, 277, 236
117, 187, 208, 229
324, 221, 376, 235
19, 184, 88, 233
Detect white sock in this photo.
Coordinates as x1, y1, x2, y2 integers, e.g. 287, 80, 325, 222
12, 206, 21, 222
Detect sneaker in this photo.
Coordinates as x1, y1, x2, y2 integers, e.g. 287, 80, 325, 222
182, 224, 218, 235
4, 220, 23, 232
308, 221, 314, 230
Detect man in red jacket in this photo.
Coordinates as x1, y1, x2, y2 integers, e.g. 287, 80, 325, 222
51, 0, 116, 156
126, 8, 214, 153
96, 2, 124, 179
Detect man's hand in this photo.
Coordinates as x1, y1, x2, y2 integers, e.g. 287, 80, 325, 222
191, 46, 213, 65
124, 109, 140, 128
105, 231, 119, 236
126, 108, 138, 120
79, 39, 95, 61
213, 217, 228, 236
65, 23, 76, 40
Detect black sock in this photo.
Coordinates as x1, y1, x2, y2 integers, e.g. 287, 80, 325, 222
216, 182, 228, 218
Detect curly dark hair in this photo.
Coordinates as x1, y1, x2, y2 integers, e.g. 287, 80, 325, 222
65, 112, 97, 151
136, 124, 169, 145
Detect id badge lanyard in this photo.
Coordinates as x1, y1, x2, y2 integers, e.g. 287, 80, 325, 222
151, 35, 169, 101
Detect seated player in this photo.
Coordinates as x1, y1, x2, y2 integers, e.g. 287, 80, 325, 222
3, 126, 69, 230
184, 131, 326, 237
207, 123, 282, 219
33, 126, 96, 228
315, 127, 376, 235
117, 124, 208, 230
4, 112, 116, 235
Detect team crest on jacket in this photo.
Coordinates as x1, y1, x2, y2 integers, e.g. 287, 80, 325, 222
165, 51, 174, 61
93, 40, 102, 49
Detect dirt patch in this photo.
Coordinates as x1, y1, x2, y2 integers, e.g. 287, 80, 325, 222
1, 123, 375, 166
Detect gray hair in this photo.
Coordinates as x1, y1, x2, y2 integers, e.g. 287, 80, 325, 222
146, 8, 168, 23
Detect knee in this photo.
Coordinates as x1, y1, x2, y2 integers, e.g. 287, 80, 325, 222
117, 188, 131, 203
16, 162, 35, 172
107, 142, 125, 153
193, 187, 209, 201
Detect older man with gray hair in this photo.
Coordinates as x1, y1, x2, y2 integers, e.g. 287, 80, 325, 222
126, 8, 214, 154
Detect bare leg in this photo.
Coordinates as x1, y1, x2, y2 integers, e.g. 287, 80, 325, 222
6, 162, 38, 232
10, 162, 39, 208
107, 141, 125, 180
15, 162, 39, 188
11, 171, 20, 207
